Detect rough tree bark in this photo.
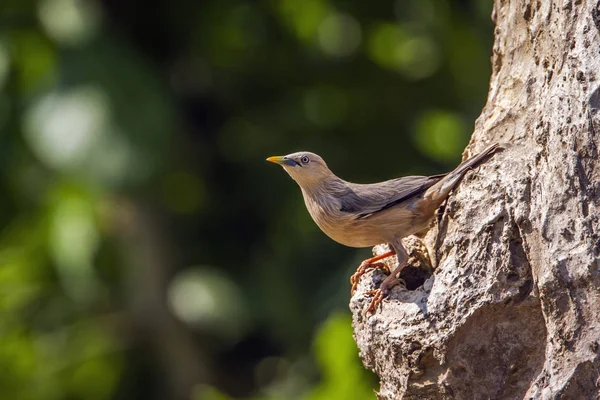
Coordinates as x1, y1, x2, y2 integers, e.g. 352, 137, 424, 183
350, 1, 600, 399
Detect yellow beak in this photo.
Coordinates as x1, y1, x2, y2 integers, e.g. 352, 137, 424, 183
266, 156, 284, 164
266, 156, 298, 167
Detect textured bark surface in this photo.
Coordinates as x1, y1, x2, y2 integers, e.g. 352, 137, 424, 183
350, 1, 600, 398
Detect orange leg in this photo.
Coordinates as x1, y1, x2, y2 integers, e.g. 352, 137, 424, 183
350, 250, 395, 295
364, 276, 406, 314
364, 243, 409, 314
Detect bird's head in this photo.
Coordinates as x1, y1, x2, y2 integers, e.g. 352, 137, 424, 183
266, 151, 333, 188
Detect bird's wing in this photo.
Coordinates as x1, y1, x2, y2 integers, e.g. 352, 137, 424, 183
338, 175, 445, 219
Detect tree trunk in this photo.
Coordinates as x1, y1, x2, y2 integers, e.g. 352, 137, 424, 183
350, 1, 600, 399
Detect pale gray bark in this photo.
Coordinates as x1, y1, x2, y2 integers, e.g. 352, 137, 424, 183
350, 1, 600, 398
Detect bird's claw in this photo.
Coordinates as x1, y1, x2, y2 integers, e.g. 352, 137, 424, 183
350, 261, 390, 295
364, 278, 406, 315
364, 289, 386, 314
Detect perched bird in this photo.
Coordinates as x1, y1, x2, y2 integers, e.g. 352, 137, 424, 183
267, 143, 498, 313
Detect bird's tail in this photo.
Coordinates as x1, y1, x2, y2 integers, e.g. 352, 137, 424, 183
425, 142, 499, 205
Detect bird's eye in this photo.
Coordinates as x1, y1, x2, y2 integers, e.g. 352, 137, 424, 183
300, 156, 310, 164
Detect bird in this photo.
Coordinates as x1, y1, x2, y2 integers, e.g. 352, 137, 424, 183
266, 143, 499, 313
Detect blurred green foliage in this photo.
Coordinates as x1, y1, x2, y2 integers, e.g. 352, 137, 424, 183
195, 313, 374, 400
0, 0, 493, 398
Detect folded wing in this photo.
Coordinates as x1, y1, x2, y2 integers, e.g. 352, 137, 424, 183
338, 174, 445, 219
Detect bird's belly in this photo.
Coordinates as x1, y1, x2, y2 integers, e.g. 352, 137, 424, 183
314, 206, 428, 248
320, 221, 383, 248
314, 212, 411, 248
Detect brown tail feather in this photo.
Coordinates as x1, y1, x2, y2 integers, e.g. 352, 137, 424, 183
425, 142, 499, 204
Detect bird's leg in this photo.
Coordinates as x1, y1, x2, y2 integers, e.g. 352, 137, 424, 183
350, 250, 395, 295
365, 242, 409, 314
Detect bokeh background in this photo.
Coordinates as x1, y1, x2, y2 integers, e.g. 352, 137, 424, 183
0, 0, 493, 398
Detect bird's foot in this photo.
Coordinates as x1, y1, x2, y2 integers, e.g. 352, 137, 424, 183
364, 277, 406, 315
350, 261, 390, 295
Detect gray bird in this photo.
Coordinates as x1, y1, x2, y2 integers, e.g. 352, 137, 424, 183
267, 143, 498, 313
